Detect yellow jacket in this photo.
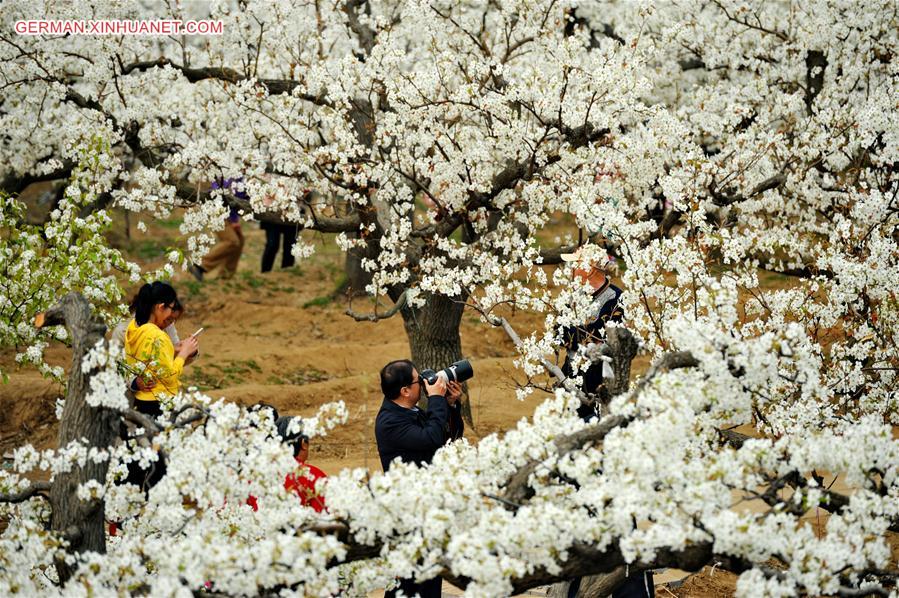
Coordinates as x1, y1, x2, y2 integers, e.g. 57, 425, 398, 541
124, 319, 185, 402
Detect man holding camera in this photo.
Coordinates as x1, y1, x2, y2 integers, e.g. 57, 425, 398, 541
375, 359, 463, 472
375, 359, 464, 598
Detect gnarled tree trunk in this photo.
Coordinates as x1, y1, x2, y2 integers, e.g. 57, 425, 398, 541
401, 291, 472, 425
38, 293, 118, 583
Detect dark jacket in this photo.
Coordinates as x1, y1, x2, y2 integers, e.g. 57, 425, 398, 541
375, 394, 449, 471
562, 283, 624, 418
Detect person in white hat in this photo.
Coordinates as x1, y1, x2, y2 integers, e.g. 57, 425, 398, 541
559, 247, 655, 598
559, 245, 624, 420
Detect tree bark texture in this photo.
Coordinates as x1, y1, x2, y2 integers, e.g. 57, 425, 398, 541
401, 291, 473, 424
547, 566, 627, 598
39, 293, 118, 583
341, 232, 377, 297
603, 325, 640, 398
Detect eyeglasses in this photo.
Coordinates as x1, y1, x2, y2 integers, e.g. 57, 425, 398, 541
407, 377, 421, 387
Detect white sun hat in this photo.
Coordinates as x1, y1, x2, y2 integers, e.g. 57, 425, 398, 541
561, 245, 613, 291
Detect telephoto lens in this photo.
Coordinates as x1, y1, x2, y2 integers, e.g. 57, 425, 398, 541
420, 359, 474, 385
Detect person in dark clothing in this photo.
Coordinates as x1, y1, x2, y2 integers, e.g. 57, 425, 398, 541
375, 359, 452, 471
374, 359, 457, 598
559, 248, 653, 598
560, 248, 624, 421
260, 221, 298, 272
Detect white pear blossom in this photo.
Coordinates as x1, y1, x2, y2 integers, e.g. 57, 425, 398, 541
0, 0, 897, 595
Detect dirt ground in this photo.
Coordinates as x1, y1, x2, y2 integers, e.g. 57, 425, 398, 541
0, 217, 554, 464
0, 210, 885, 596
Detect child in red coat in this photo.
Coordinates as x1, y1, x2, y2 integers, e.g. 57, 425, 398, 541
276, 416, 327, 512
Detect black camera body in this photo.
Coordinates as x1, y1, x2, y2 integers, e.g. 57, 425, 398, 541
420, 359, 474, 385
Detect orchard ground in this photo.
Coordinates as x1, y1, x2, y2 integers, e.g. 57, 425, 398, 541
2, 206, 895, 596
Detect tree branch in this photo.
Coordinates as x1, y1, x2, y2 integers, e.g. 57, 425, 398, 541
836, 585, 891, 597
0, 481, 51, 503
169, 404, 210, 427
119, 57, 331, 106
501, 345, 700, 506
306, 212, 362, 233
507, 540, 720, 595
711, 172, 787, 207
342, 0, 377, 56
491, 316, 590, 407
0, 161, 73, 196
805, 50, 828, 115
629, 350, 700, 399
346, 290, 406, 322
758, 263, 835, 279
502, 414, 629, 506
120, 408, 162, 435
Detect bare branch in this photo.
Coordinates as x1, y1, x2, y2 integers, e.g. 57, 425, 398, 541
758, 262, 835, 280
119, 57, 332, 106
0, 481, 51, 503
343, 0, 377, 56
120, 408, 162, 435
491, 316, 590, 406
680, 58, 706, 70
306, 212, 362, 233
346, 290, 406, 322
169, 404, 210, 428
62, 87, 105, 114
649, 206, 682, 242
710, 0, 789, 41
711, 172, 788, 206
717, 427, 750, 448
805, 50, 828, 115
507, 540, 721, 595
304, 520, 384, 564
836, 585, 891, 597
481, 492, 523, 510
0, 161, 73, 196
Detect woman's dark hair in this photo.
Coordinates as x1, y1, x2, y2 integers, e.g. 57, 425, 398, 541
129, 292, 182, 318
275, 416, 308, 457
379, 359, 416, 400
133, 282, 178, 326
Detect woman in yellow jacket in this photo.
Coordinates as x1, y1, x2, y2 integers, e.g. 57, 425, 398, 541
121, 282, 198, 492
124, 281, 198, 417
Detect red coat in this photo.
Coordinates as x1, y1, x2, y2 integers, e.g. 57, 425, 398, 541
246, 457, 327, 512
284, 457, 327, 513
